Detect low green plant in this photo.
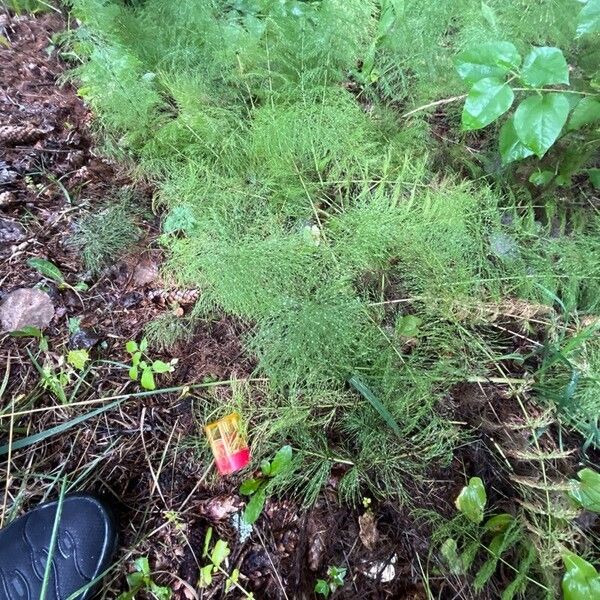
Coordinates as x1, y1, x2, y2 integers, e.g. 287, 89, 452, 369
455, 40, 600, 177
562, 551, 600, 600
125, 338, 176, 391
28, 257, 88, 292
314, 566, 347, 598
199, 528, 253, 598
117, 556, 172, 600
144, 313, 193, 352
70, 195, 142, 274
239, 445, 293, 525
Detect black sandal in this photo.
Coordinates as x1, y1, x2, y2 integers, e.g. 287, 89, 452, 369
0, 494, 117, 600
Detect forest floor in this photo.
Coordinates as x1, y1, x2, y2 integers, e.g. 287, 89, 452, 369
1, 9, 598, 600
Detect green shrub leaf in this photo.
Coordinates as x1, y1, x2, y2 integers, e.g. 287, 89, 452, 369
140, 368, 156, 390
455, 42, 521, 84
562, 551, 600, 600
569, 468, 600, 512
568, 97, 600, 131
576, 0, 600, 37
243, 487, 266, 525
314, 579, 330, 597
462, 78, 514, 130
521, 47, 569, 87
513, 93, 570, 157
151, 360, 172, 373
126, 340, 138, 354
455, 477, 487, 524
199, 564, 213, 588
240, 478, 262, 495
499, 117, 534, 164
27, 258, 65, 284
269, 445, 293, 476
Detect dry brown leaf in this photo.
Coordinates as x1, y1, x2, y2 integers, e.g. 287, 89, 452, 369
358, 511, 380, 551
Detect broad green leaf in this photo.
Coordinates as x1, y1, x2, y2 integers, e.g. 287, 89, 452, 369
569, 468, 600, 512
67, 349, 89, 371
260, 459, 271, 476
513, 93, 570, 157
462, 78, 514, 130
269, 445, 293, 476
455, 477, 487, 524
499, 118, 534, 164
314, 579, 330, 597
126, 571, 145, 590
239, 478, 262, 495
199, 564, 213, 588
521, 47, 569, 87
568, 97, 600, 130
27, 258, 65, 284
529, 169, 554, 186
210, 539, 230, 568
455, 42, 521, 84
483, 513, 514, 533
140, 368, 156, 390
152, 360, 172, 373
243, 487, 266, 525
139, 338, 148, 352
589, 169, 600, 189
125, 340, 138, 353
562, 551, 600, 600
576, 0, 600, 37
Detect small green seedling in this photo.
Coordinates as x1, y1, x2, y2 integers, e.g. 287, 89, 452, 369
395, 314, 422, 338
199, 528, 254, 598
239, 445, 293, 525
117, 556, 172, 600
126, 338, 176, 391
314, 566, 347, 598
28, 257, 88, 292
455, 477, 487, 524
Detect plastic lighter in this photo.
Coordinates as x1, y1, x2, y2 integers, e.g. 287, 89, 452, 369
204, 412, 251, 475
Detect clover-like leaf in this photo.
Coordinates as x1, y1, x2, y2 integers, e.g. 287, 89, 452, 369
455, 477, 487, 524
521, 47, 569, 87
455, 42, 521, 84
513, 93, 570, 157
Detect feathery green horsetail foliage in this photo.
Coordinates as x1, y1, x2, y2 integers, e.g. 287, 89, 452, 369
70, 0, 599, 541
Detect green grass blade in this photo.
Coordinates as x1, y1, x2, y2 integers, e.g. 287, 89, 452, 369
348, 374, 402, 438
0, 399, 122, 456
39, 476, 67, 600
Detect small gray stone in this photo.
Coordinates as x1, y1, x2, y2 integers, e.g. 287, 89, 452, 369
0, 218, 26, 244
0, 288, 55, 332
